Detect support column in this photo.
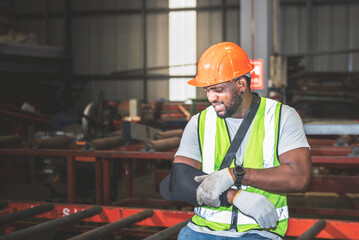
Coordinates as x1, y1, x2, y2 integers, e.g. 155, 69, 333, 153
240, 0, 278, 97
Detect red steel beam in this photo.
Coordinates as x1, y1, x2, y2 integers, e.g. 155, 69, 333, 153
309, 175, 359, 193
102, 158, 111, 205
289, 207, 359, 217
1, 149, 359, 164
311, 156, 359, 166
95, 158, 103, 205
123, 159, 133, 200
286, 218, 359, 239
0, 149, 175, 160
67, 155, 76, 204
310, 146, 353, 156
6, 202, 192, 227
308, 139, 337, 146
1, 149, 359, 165
0, 107, 51, 126
4, 201, 359, 239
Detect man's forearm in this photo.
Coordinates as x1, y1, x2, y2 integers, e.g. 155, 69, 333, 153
229, 147, 312, 193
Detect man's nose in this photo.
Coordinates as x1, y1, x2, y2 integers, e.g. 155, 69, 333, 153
207, 91, 218, 103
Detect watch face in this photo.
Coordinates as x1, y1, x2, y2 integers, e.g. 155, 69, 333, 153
235, 165, 245, 176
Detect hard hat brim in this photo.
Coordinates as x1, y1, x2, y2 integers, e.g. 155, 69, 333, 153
187, 77, 203, 87
187, 63, 255, 87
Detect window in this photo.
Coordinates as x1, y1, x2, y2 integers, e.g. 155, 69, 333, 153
169, 0, 197, 101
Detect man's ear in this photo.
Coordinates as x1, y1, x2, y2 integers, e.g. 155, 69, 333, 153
235, 77, 247, 92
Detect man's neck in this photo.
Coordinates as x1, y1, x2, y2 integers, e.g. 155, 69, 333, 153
232, 93, 254, 119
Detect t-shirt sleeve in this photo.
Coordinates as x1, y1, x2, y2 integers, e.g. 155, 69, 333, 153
278, 105, 310, 155
174, 113, 202, 162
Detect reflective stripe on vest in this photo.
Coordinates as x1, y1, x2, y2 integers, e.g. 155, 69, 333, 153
202, 98, 279, 171
194, 206, 289, 225
195, 97, 288, 236
202, 105, 217, 174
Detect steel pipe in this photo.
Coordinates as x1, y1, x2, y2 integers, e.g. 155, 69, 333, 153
0, 206, 102, 240
0, 203, 54, 225
143, 218, 191, 240
0, 135, 22, 147
296, 219, 326, 240
144, 137, 180, 152
153, 129, 183, 140
68, 209, 153, 240
85, 136, 124, 150
32, 135, 72, 149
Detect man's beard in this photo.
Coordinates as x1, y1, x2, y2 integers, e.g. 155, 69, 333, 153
216, 92, 242, 119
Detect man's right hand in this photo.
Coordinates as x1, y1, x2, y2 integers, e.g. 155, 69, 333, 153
232, 190, 278, 229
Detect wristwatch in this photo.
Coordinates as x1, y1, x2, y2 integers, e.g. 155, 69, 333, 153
234, 165, 246, 186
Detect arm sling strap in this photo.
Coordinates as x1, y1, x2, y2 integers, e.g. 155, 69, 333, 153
160, 94, 260, 208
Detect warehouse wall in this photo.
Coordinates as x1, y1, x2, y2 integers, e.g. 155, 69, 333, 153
281, 3, 359, 72
11, 1, 359, 111
12, 0, 239, 109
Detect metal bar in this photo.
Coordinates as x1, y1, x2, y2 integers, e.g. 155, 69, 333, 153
43, 0, 49, 44
0, 206, 102, 240
111, 63, 196, 75
142, 0, 147, 101
86, 136, 124, 150
123, 160, 133, 199
102, 158, 111, 206
310, 146, 353, 156
7, 202, 193, 227
0, 108, 51, 125
63, 0, 73, 110
307, 138, 337, 146
143, 218, 191, 240
305, 0, 313, 70
6, 201, 359, 239
251, 0, 255, 59
73, 73, 195, 81
287, 218, 359, 239
296, 219, 326, 240
309, 175, 359, 193
13, 5, 240, 19
0, 148, 175, 160
281, 0, 359, 7
67, 155, 76, 203
311, 156, 359, 166
1, 148, 359, 163
32, 135, 72, 149
68, 209, 153, 240
304, 122, 359, 135
0, 135, 22, 147
112, 198, 191, 208
289, 207, 359, 217
0, 203, 54, 225
95, 158, 103, 205
222, 0, 227, 41
282, 48, 359, 58
337, 193, 359, 209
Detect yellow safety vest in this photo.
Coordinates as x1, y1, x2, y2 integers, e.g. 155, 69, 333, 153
192, 97, 288, 237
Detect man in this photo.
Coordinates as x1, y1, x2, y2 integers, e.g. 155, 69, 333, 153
160, 42, 311, 239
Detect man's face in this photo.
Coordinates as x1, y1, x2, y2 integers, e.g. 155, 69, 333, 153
204, 81, 242, 118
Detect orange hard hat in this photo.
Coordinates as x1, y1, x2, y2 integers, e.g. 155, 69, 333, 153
188, 42, 255, 87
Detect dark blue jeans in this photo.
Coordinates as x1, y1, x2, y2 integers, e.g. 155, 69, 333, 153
178, 226, 272, 240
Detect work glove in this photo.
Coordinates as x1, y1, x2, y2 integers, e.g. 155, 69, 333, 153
194, 168, 234, 207
233, 190, 278, 229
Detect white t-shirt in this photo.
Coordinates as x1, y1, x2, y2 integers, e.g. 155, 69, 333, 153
176, 104, 310, 165
175, 103, 310, 239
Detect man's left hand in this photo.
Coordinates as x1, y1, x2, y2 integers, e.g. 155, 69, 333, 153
195, 168, 234, 207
